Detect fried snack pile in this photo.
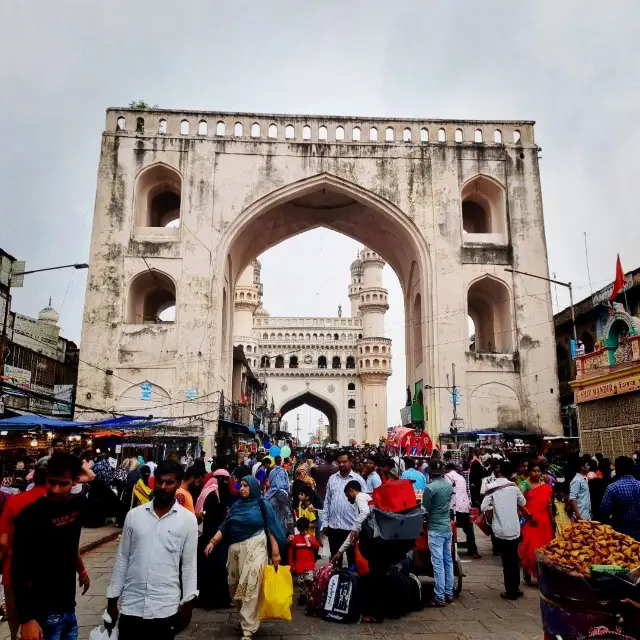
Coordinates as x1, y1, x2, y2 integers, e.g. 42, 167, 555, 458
539, 521, 640, 576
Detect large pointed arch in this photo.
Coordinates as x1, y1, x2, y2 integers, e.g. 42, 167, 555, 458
278, 390, 340, 442
215, 171, 437, 433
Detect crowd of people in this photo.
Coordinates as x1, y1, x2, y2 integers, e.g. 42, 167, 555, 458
0, 440, 639, 640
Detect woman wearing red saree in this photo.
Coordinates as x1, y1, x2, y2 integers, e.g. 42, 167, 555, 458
519, 462, 554, 585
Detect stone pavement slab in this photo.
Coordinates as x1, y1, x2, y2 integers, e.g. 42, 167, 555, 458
1, 532, 545, 640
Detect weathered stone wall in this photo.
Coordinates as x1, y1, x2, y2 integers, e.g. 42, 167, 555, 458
77, 110, 561, 445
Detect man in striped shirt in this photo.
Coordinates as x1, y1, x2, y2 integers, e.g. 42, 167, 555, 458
320, 451, 366, 566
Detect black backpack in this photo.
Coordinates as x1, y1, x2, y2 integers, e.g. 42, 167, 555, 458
322, 569, 362, 623
383, 567, 422, 618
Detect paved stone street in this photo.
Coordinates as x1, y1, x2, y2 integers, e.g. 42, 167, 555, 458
0, 532, 543, 640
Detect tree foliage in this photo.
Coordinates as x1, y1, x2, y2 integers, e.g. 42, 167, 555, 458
129, 100, 159, 109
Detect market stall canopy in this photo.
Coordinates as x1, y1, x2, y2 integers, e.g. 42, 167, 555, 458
387, 426, 433, 455
0, 414, 174, 431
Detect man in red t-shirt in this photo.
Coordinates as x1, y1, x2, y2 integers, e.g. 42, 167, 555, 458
0, 460, 48, 640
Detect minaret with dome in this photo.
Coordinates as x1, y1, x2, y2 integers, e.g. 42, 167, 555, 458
233, 247, 392, 444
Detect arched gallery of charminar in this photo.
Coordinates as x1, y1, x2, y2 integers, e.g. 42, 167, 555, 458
77, 110, 561, 450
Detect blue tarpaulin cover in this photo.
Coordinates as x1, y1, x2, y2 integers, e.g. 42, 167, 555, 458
0, 414, 174, 430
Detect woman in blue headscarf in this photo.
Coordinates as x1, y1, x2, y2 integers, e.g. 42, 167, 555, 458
204, 476, 285, 640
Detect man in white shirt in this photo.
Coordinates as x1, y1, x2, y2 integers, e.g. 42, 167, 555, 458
445, 462, 480, 559
330, 480, 373, 562
481, 460, 533, 601
106, 459, 199, 640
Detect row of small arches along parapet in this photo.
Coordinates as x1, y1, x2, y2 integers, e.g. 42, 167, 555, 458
116, 116, 522, 145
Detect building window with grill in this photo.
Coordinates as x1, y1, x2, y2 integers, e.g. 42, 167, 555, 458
348, 399, 356, 409
346, 356, 355, 369
318, 355, 327, 369
332, 356, 341, 369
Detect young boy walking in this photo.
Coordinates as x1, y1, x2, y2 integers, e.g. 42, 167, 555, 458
288, 517, 319, 605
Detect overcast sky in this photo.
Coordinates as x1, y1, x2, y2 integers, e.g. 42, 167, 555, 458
1, 1, 639, 439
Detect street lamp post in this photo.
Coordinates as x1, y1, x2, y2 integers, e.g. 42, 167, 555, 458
0, 262, 89, 400
504, 268, 577, 345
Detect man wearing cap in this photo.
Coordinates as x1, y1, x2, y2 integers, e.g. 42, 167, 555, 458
422, 459, 454, 607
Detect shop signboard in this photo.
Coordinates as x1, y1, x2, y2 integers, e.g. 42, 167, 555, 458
3, 365, 31, 395
575, 371, 640, 403
30, 384, 53, 413
53, 385, 73, 415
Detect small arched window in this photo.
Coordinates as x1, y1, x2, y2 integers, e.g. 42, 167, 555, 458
263, 333, 268, 339
385, 127, 395, 141
251, 122, 261, 137
268, 124, 278, 138
216, 121, 225, 136
318, 355, 327, 369
438, 128, 446, 142
348, 382, 356, 391
302, 125, 311, 140
285, 124, 294, 139
348, 399, 356, 409
336, 125, 345, 140
158, 119, 167, 134
334, 333, 339, 340
365, 359, 371, 367
234, 122, 243, 137
420, 128, 428, 142
494, 129, 502, 144
198, 120, 208, 136
261, 355, 270, 368
332, 356, 341, 369
136, 117, 145, 133
275, 355, 284, 368
289, 355, 298, 369
319, 125, 328, 140
346, 356, 355, 369
352, 126, 361, 141
369, 127, 378, 141
373, 359, 380, 367
474, 129, 483, 143
513, 130, 521, 144
455, 128, 463, 143
116, 116, 126, 131
365, 346, 370, 354
180, 119, 189, 135
403, 127, 412, 142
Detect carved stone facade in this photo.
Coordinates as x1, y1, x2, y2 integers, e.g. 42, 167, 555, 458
234, 249, 391, 443
77, 108, 561, 451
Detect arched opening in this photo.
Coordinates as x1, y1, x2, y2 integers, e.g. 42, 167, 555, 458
289, 355, 298, 368
348, 398, 356, 409
280, 392, 338, 442
402, 128, 411, 142
556, 344, 571, 383
275, 355, 284, 368
352, 127, 361, 141
461, 175, 506, 235
198, 120, 208, 136
420, 128, 429, 142
438, 128, 446, 142
134, 163, 182, 228
385, 127, 395, 142
223, 173, 429, 443
454, 128, 463, 143
467, 276, 513, 353
348, 382, 356, 391
474, 129, 483, 143
285, 124, 295, 139
234, 122, 244, 137
158, 119, 167, 134
468, 315, 476, 351
319, 125, 328, 141
336, 126, 345, 141
302, 125, 311, 140
216, 121, 226, 136
126, 270, 176, 324
333, 333, 339, 340
268, 124, 277, 138
116, 116, 126, 131
346, 356, 355, 369
261, 355, 270, 368
513, 130, 521, 144
136, 117, 144, 134
251, 122, 261, 137
332, 356, 341, 369
494, 129, 502, 144
180, 119, 189, 135
369, 127, 378, 141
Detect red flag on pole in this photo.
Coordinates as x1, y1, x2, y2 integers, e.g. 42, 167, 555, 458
609, 254, 628, 301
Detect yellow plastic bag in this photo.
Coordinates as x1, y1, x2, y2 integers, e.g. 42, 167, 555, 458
259, 564, 293, 621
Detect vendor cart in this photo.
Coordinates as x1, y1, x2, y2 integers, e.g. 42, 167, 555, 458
409, 520, 464, 596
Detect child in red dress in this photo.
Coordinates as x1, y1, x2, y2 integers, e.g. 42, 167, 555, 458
288, 517, 320, 605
